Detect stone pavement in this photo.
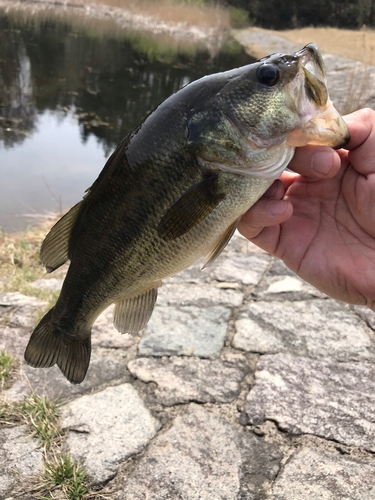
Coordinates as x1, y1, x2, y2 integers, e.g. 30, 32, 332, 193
1, 231, 375, 499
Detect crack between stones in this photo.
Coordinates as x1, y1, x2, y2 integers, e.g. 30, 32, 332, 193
262, 418, 375, 458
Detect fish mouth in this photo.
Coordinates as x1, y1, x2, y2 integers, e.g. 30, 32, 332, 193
286, 43, 350, 149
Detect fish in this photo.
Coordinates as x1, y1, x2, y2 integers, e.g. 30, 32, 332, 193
24, 43, 349, 384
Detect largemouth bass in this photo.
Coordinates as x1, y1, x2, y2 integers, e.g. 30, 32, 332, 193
25, 44, 349, 384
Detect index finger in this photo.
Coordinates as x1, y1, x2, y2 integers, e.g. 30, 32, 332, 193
344, 108, 375, 175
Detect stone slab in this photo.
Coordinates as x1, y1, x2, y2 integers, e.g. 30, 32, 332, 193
353, 305, 375, 331
0, 425, 43, 496
138, 305, 231, 357
6, 351, 130, 401
254, 275, 326, 301
128, 354, 249, 405
91, 305, 137, 349
242, 353, 375, 451
157, 283, 243, 308
0, 292, 47, 329
233, 300, 375, 361
208, 252, 271, 285
0, 326, 32, 358
61, 384, 160, 484
269, 447, 375, 500
31, 278, 64, 291
117, 404, 282, 500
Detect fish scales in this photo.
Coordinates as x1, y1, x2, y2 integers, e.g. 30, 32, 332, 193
25, 44, 349, 383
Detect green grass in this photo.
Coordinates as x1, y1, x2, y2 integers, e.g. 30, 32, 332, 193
20, 395, 61, 449
42, 454, 89, 500
0, 395, 61, 449
0, 349, 15, 381
229, 7, 250, 28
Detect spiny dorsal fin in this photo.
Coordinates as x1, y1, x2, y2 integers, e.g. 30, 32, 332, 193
40, 201, 83, 273
114, 286, 159, 334
202, 218, 239, 269
157, 175, 225, 241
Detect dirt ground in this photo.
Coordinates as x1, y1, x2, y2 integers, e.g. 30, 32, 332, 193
271, 26, 375, 65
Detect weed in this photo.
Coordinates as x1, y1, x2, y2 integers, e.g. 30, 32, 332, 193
20, 395, 61, 449
0, 395, 60, 449
0, 217, 59, 294
0, 349, 15, 382
229, 7, 250, 29
43, 454, 89, 500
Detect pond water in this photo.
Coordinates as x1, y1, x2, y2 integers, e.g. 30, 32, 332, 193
0, 10, 253, 232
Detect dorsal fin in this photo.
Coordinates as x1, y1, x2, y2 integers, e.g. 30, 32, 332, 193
202, 218, 239, 269
40, 201, 83, 273
114, 286, 159, 334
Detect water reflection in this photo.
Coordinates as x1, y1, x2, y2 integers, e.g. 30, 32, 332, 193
0, 10, 253, 231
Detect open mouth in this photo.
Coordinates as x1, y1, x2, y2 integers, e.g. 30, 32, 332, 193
286, 43, 350, 149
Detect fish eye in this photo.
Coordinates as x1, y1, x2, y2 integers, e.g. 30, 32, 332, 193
256, 64, 279, 86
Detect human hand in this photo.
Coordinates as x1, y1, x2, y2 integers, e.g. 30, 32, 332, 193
238, 108, 375, 309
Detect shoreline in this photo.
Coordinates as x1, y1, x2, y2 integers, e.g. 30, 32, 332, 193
0, 0, 231, 45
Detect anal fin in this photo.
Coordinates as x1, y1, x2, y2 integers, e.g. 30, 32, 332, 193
202, 218, 239, 269
40, 201, 83, 273
114, 286, 158, 334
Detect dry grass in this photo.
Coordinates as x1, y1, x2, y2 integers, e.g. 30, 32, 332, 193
273, 27, 375, 65
2, 0, 231, 32
0, 394, 61, 450
72, 0, 230, 30
0, 216, 62, 323
0, 215, 60, 295
0, 350, 16, 390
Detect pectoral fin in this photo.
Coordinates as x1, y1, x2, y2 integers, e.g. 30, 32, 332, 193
40, 201, 83, 273
202, 218, 239, 269
113, 286, 159, 334
157, 175, 225, 241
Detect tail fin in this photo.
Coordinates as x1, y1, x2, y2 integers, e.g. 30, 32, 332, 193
24, 308, 91, 384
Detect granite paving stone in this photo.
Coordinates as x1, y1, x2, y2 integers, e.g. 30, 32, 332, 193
116, 404, 282, 500
91, 304, 138, 349
164, 260, 208, 283
208, 252, 271, 285
0, 425, 44, 496
0, 292, 47, 329
138, 305, 231, 357
254, 275, 326, 301
31, 277, 64, 291
61, 384, 161, 484
128, 354, 250, 405
157, 283, 243, 307
268, 447, 375, 500
0, 326, 34, 358
6, 351, 131, 401
242, 353, 375, 451
233, 299, 375, 361
353, 304, 375, 331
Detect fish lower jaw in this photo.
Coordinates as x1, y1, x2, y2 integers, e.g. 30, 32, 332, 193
286, 99, 350, 148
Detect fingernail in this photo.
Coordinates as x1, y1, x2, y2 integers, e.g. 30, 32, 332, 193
312, 150, 333, 175
267, 200, 288, 216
